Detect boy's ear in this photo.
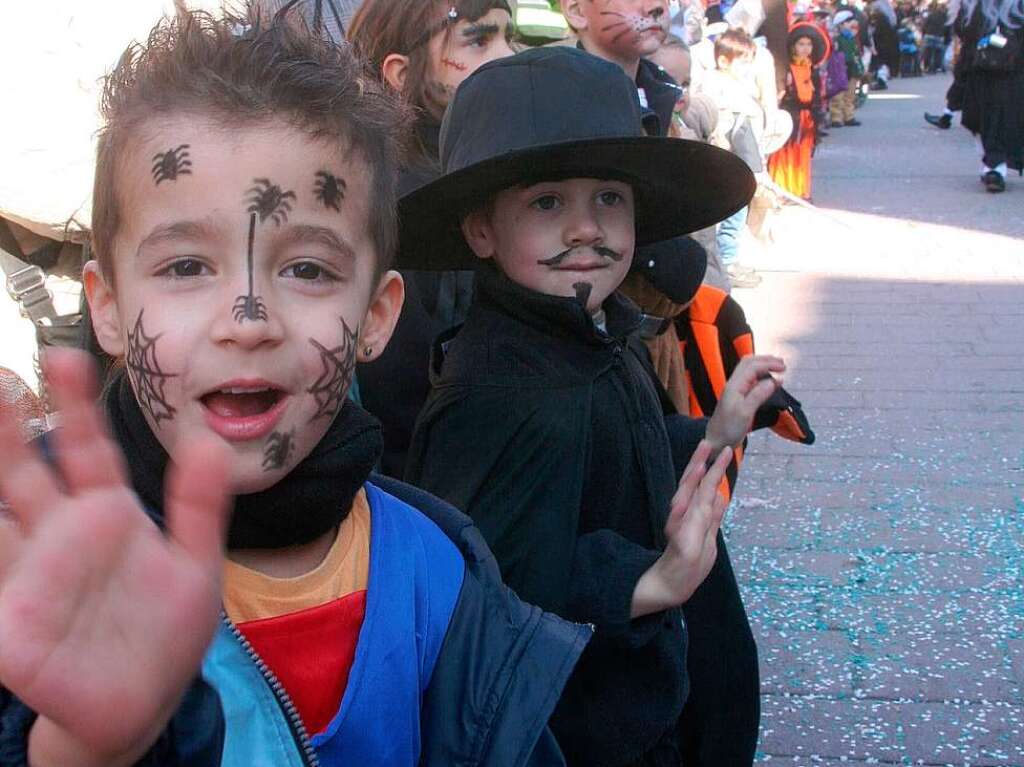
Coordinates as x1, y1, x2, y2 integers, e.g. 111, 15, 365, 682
381, 53, 410, 93
561, 0, 591, 33
83, 260, 125, 357
460, 210, 497, 261
358, 270, 405, 363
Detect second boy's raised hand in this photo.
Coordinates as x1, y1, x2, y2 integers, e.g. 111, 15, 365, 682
0, 350, 232, 767
630, 441, 731, 618
705, 354, 786, 451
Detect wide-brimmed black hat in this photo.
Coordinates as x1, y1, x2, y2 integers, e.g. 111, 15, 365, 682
396, 46, 755, 271
788, 21, 831, 65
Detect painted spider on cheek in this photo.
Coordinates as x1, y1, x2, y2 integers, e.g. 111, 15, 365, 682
151, 144, 192, 185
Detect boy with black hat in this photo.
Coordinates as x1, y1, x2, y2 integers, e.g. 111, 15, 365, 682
565, 4, 769, 761
403, 46, 785, 766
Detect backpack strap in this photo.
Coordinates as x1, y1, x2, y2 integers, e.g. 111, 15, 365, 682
0, 219, 61, 327
0, 218, 86, 350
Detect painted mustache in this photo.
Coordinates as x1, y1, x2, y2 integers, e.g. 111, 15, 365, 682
537, 246, 624, 267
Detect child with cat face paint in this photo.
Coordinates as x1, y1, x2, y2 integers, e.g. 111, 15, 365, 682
0, 9, 587, 767
348, 0, 515, 478
402, 47, 784, 767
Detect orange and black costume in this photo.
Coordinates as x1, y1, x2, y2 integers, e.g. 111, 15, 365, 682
677, 284, 815, 500
768, 58, 823, 200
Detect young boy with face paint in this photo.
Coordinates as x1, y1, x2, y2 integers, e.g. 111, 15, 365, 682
0, 10, 587, 767
402, 47, 783, 767
563, 0, 678, 135
569, 3, 769, 762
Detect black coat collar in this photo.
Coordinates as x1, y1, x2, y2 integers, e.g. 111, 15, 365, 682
474, 261, 642, 346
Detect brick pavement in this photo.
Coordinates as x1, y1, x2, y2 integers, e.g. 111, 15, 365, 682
727, 73, 1024, 766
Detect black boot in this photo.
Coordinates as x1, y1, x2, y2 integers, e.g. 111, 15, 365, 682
982, 170, 1006, 193
924, 112, 952, 129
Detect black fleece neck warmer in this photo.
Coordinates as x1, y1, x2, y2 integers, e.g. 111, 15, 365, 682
105, 371, 382, 549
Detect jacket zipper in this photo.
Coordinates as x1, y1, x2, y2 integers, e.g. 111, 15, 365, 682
221, 612, 321, 767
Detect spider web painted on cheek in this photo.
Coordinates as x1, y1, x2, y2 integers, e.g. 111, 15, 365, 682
307, 319, 359, 421
125, 310, 178, 425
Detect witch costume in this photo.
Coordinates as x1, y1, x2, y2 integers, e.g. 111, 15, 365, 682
769, 22, 830, 199
400, 46, 757, 766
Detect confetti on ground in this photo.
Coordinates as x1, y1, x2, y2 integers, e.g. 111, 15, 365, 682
725, 196, 1024, 762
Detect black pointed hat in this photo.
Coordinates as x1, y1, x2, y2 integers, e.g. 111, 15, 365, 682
396, 46, 755, 271
788, 21, 832, 65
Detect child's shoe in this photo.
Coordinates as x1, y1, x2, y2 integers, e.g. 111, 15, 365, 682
982, 170, 1006, 193
844, 119, 862, 127
924, 112, 951, 129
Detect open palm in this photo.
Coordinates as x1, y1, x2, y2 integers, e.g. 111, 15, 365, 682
0, 351, 231, 764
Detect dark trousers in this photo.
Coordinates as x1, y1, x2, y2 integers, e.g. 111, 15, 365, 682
677, 531, 761, 766
624, 725, 683, 767
946, 53, 967, 112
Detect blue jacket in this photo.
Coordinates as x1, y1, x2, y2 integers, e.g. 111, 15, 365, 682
0, 473, 590, 766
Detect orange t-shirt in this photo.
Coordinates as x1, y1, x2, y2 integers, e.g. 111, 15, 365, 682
223, 490, 371, 735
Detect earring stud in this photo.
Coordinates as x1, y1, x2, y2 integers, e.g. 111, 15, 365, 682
363, 345, 373, 358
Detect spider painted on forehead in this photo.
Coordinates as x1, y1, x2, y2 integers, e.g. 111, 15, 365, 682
313, 170, 347, 212
246, 178, 296, 226
234, 177, 296, 324
151, 144, 192, 185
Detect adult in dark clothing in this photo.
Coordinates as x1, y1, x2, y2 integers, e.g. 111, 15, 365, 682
956, 0, 1024, 191
870, 0, 901, 84
400, 47, 783, 767
347, 0, 514, 477
925, 41, 968, 127
922, 1, 950, 71
564, 0, 764, 761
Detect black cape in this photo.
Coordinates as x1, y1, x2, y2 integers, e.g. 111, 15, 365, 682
405, 263, 693, 766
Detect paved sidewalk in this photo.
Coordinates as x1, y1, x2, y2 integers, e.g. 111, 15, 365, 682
730, 73, 1024, 765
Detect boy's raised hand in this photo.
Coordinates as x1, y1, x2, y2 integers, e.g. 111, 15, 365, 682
705, 354, 786, 451
0, 350, 232, 767
631, 441, 731, 618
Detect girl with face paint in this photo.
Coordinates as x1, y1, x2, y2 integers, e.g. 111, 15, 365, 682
347, 0, 515, 478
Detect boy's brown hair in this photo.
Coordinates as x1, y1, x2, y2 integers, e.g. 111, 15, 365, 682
713, 28, 756, 65
93, 6, 409, 282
